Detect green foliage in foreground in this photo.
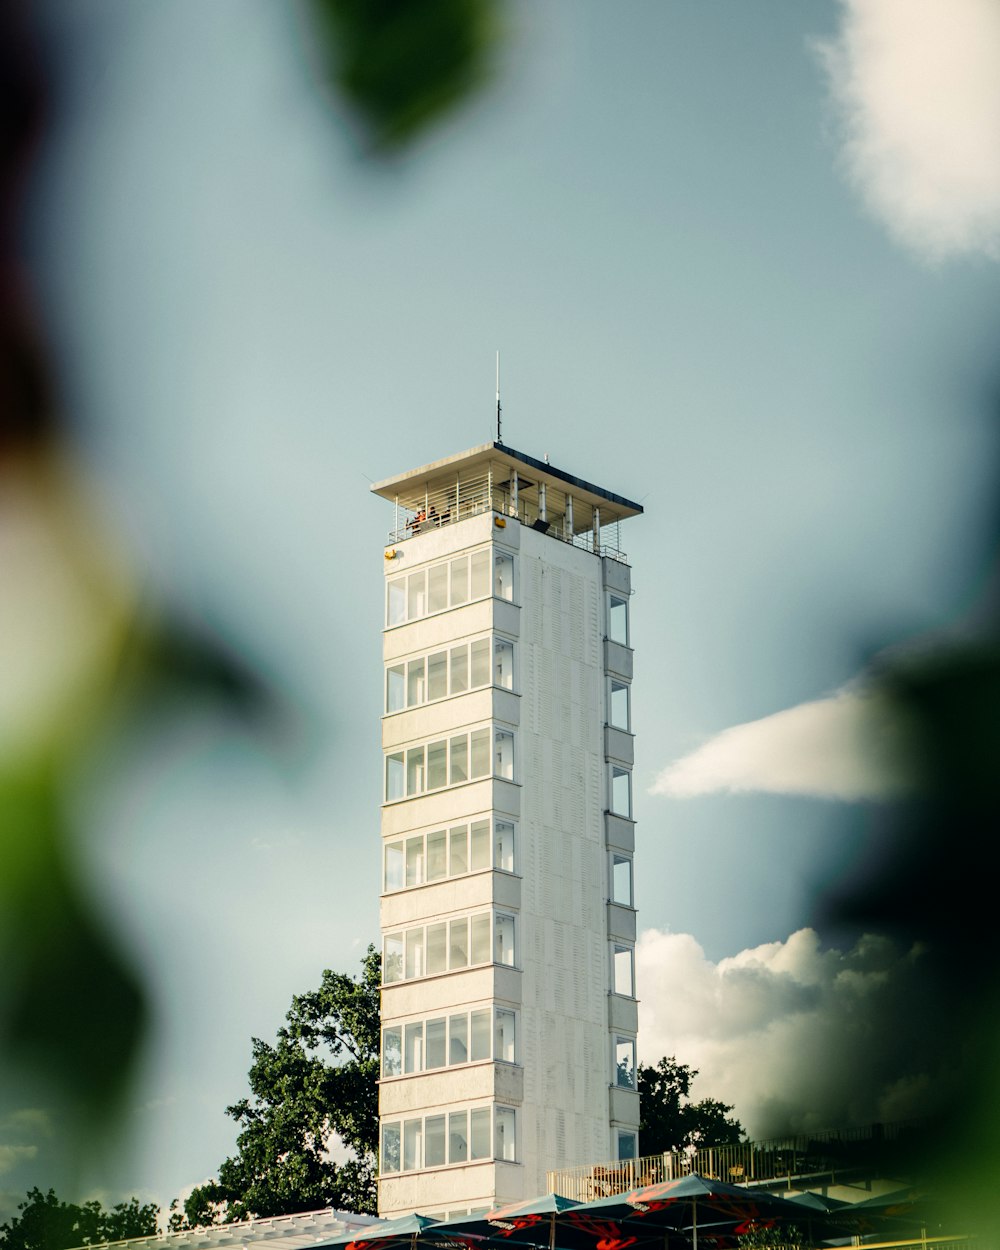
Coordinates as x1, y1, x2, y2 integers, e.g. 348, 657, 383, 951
638, 1056, 745, 1156
0, 1188, 158, 1250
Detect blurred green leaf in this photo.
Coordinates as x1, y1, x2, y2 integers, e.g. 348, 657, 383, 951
310, 0, 499, 152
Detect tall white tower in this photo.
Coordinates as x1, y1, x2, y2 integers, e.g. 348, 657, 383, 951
372, 443, 642, 1217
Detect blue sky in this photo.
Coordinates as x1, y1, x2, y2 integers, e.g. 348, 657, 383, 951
7, 0, 1000, 1218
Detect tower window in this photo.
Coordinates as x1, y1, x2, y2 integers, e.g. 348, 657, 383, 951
385, 548, 509, 627
615, 1036, 636, 1088
608, 593, 629, 646
611, 853, 633, 906
609, 680, 630, 730
612, 943, 635, 997
610, 766, 632, 818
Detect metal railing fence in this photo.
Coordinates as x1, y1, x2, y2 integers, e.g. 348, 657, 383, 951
547, 1120, 925, 1202
385, 474, 627, 563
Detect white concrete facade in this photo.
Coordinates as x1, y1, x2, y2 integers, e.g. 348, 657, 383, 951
373, 445, 641, 1217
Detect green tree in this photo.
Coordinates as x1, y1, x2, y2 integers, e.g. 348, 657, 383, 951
638, 1057, 745, 1156
0, 1188, 158, 1250
180, 947, 381, 1224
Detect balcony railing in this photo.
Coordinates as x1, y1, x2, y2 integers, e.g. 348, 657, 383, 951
385, 472, 628, 563
547, 1120, 926, 1202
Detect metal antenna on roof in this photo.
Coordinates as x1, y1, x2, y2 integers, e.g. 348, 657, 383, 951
495, 350, 502, 444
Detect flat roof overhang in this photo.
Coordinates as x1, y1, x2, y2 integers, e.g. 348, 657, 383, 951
370, 442, 643, 525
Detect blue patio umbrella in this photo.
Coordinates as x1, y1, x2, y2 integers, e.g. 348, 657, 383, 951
437, 1194, 585, 1250
325, 1213, 470, 1250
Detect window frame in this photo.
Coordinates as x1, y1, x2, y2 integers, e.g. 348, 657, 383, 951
383, 724, 516, 803
379, 1104, 518, 1174
382, 817, 517, 893
385, 547, 515, 629
381, 909, 518, 985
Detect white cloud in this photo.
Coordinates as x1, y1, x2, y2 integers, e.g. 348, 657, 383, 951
651, 684, 909, 801
817, 0, 1000, 260
636, 927, 949, 1139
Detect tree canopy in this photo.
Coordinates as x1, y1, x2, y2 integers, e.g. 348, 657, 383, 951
638, 1057, 745, 1156
176, 946, 381, 1224
0, 1188, 158, 1250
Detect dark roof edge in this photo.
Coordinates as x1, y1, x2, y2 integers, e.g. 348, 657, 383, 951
493, 442, 643, 514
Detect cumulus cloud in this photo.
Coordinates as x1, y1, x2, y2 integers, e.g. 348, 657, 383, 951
636, 927, 951, 1139
817, 0, 1000, 260
651, 683, 910, 801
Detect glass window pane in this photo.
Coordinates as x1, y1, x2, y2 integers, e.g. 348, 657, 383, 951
495, 913, 515, 966
616, 1037, 636, 1088
470, 1009, 491, 1061
386, 664, 405, 712
495, 820, 515, 872
407, 572, 426, 621
387, 579, 405, 627
382, 1026, 401, 1077
428, 563, 448, 613
494, 730, 514, 780
470, 728, 490, 778
407, 658, 425, 707
449, 918, 469, 969
494, 638, 514, 689
385, 752, 404, 802
383, 933, 403, 984
426, 922, 447, 975
404, 1022, 423, 1074
610, 680, 630, 729
449, 1014, 468, 1066
609, 594, 628, 645
426, 830, 447, 881
470, 913, 491, 965
450, 556, 468, 606
495, 553, 514, 601
611, 766, 631, 818
405, 927, 424, 979
425, 1017, 446, 1069
449, 825, 468, 876
405, 836, 424, 888
427, 739, 448, 790
381, 1122, 401, 1173
449, 1112, 468, 1164
427, 650, 448, 701
406, 747, 424, 797
618, 1131, 638, 1161
425, 1115, 446, 1168
450, 645, 468, 694
450, 734, 469, 784
470, 1108, 491, 1160
470, 637, 490, 687
470, 549, 490, 599
403, 1119, 422, 1171
495, 1008, 515, 1063
470, 820, 490, 871
612, 854, 633, 906
384, 841, 404, 892
495, 1107, 516, 1161
614, 944, 634, 997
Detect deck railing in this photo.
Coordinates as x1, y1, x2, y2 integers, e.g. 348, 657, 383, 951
547, 1120, 925, 1202
385, 474, 628, 563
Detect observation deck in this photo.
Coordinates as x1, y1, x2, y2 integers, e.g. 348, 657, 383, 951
371, 441, 642, 563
